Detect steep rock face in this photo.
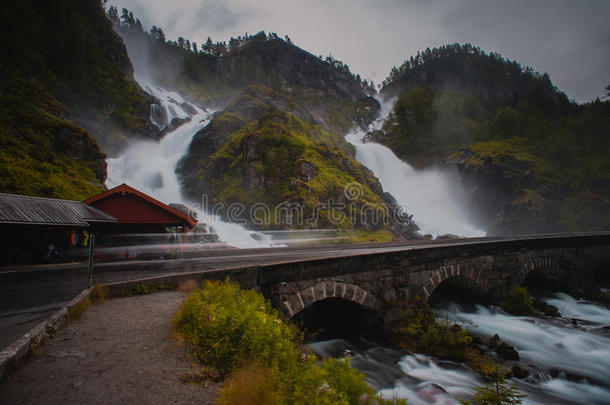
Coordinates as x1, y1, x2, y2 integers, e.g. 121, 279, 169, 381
178, 85, 419, 238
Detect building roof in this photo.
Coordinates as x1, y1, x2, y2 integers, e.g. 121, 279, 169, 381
0, 193, 117, 226
83, 183, 197, 227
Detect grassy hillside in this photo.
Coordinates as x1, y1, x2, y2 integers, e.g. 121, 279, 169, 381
0, 0, 162, 199
0, 0, 158, 155
0, 75, 106, 199
179, 85, 417, 239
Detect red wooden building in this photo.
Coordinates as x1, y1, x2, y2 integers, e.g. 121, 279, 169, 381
83, 183, 197, 234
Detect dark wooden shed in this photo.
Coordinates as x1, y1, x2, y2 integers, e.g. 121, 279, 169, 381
0, 193, 117, 265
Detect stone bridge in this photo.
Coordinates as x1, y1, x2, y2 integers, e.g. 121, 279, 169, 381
110, 232, 610, 327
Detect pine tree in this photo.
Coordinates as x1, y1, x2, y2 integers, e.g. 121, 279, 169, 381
460, 360, 525, 405
203, 37, 213, 54
229, 37, 239, 52
107, 6, 119, 25
120, 8, 130, 26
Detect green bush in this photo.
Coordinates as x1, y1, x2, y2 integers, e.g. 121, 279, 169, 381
498, 286, 533, 315
395, 298, 472, 360
174, 279, 301, 375
174, 279, 406, 404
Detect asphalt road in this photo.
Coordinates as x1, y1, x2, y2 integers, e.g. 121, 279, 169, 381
1, 232, 607, 350
0, 238, 477, 348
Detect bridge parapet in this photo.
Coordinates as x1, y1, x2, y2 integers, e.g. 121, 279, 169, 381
259, 233, 610, 329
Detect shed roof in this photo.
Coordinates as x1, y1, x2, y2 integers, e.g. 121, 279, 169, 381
0, 193, 117, 226
83, 183, 197, 227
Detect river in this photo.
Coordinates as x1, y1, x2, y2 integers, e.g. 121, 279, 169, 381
310, 292, 610, 404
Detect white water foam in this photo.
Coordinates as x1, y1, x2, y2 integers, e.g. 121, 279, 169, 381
311, 294, 610, 405
345, 129, 484, 237
435, 296, 610, 404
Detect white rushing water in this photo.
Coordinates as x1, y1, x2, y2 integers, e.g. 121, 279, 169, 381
311, 293, 610, 405
439, 296, 610, 405
345, 98, 484, 237
106, 78, 275, 248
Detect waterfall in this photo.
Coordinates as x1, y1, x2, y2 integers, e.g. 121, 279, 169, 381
106, 77, 275, 248
345, 99, 484, 237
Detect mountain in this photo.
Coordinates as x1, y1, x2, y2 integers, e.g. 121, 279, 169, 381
0, 0, 159, 199
106, 12, 419, 238
375, 43, 610, 234
3, 3, 606, 238
113, 21, 379, 134
176, 84, 418, 238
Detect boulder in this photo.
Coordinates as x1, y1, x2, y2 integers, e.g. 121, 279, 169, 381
533, 299, 561, 317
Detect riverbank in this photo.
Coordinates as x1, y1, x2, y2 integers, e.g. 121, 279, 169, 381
0, 291, 220, 404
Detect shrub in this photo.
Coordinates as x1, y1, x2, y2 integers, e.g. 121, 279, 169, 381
498, 286, 533, 315
173, 279, 301, 376
174, 279, 406, 404
218, 363, 280, 405
395, 298, 472, 360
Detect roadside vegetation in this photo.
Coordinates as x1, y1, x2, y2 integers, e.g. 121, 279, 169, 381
173, 279, 406, 404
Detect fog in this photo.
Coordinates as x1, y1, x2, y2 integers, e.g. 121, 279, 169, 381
109, 0, 610, 102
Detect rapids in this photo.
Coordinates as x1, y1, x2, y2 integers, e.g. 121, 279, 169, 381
310, 293, 610, 405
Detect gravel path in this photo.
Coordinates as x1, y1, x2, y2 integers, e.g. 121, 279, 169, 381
0, 291, 220, 404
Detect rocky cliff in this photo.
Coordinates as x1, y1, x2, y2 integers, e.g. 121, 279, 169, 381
375, 44, 609, 235
116, 28, 379, 133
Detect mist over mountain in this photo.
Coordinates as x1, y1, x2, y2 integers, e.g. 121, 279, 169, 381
0, 0, 607, 237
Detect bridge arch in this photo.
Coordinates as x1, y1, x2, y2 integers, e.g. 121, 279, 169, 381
420, 264, 484, 301
280, 281, 382, 318
517, 256, 562, 284
516, 256, 568, 293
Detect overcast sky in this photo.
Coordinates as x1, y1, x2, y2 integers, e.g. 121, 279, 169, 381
109, 0, 610, 102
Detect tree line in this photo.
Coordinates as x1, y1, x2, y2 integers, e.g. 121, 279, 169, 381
105, 6, 376, 95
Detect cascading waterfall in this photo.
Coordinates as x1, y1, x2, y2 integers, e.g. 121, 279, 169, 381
106, 77, 275, 248
345, 99, 484, 237
310, 293, 610, 405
